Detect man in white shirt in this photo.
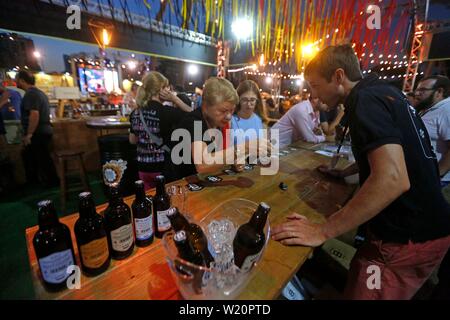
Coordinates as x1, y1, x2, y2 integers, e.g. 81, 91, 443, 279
272, 94, 329, 147
415, 75, 450, 187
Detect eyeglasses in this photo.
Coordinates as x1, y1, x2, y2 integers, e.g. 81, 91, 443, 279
240, 98, 258, 104
415, 87, 435, 94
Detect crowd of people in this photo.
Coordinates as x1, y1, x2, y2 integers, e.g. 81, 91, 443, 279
1, 43, 449, 300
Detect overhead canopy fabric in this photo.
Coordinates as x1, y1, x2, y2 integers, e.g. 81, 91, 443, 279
0, 0, 217, 66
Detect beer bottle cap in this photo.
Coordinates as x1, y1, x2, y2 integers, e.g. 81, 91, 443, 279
167, 207, 178, 218
135, 180, 144, 187
37, 200, 53, 210
259, 202, 271, 211
37, 200, 58, 225
155, 175, 165, 183
174, 230, 187, 243
79, 191, 92, 200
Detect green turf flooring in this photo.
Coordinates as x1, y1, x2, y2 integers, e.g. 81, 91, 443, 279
0, 173, 108, 299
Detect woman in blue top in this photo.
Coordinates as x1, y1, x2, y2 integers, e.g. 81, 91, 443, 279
231, 80, 265, 143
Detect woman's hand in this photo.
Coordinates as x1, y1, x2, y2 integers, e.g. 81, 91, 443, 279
159, 88, 176, 102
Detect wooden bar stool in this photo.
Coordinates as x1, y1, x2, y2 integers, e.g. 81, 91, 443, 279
56, 150, 90, 213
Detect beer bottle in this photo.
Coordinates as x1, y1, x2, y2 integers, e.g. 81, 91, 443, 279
153, 175, 171, 238
233, 202, 270, 272
104, 184, 134, 260
132, 180, 154, 247
74, 192, 110, 276
167, 207, 214, 267
173, 230, 208, 294
33, 200, 76, 291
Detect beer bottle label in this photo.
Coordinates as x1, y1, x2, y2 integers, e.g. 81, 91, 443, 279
134, 216, 153, 240
80, 237, 109, 269
38, 249, 74, 284
110, 224, 134, 252
240, 252, 261, 273
157, 209, 171, 232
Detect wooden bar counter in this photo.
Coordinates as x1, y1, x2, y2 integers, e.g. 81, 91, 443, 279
24, 142, 357, 300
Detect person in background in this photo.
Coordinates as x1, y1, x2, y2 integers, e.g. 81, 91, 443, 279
194, 87, 203, 110
123, 83, 139, 110
320, 103, 345, 137
16, 70, 59, 187
265, 97, 281, 120
129, 71, 192, 189
261, 92, 281, 127
0, 81, 23, 149
415, 75, 450, 300
271, 92, 329, 147
272, 44, 450, 300
0, 84, 22, 120
414, 75, 450, 187
0, 91, 7, 149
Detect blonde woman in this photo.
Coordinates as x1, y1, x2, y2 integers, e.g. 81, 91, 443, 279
129, 71, 191, 189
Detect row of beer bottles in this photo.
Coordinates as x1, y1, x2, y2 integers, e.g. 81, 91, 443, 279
32, 176, 169, 291
33, 174, 270, 290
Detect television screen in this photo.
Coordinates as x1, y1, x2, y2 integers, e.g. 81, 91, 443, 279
78, 66, 119, 95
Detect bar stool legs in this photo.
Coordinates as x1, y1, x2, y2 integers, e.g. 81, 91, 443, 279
56, 151, 91, 214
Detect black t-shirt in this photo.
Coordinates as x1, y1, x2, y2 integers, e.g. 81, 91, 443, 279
129, 100, 187, 172
21, 87, 52, 135
343, 74, 450, 243
171, 108, 218, 180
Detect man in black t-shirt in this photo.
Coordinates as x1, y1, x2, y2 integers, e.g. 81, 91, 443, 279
17, 71, 58, 187
272, 45, 450, 299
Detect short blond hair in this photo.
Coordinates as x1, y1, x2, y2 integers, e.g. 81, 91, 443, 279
305, 44, 363, 82
202, 77, 239, 107
136, 71, 169, 107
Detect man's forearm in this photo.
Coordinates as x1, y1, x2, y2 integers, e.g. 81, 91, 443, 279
322, 171, 409, 240
193, 141, 236, 174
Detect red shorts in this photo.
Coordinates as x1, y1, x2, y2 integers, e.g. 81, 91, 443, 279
343, 234, 450, 300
